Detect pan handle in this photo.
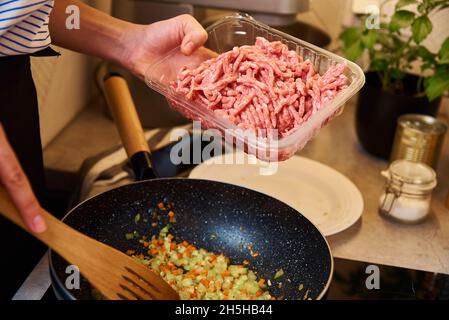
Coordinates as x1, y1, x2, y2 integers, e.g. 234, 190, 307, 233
103, 73, 158, 180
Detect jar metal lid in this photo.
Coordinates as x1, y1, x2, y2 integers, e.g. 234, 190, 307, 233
382, 160, 437, 190
398, 114, 447, 135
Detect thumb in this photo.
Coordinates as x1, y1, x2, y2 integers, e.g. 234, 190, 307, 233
177, 15, 208, 56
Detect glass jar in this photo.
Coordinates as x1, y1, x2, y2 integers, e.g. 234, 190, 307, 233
379, 160, 437, 224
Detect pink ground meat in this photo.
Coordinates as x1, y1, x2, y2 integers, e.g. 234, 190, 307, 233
171, 37, 348, 138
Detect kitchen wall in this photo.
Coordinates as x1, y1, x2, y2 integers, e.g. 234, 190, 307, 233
297, 0, 352, 50
34, 0, 112, 148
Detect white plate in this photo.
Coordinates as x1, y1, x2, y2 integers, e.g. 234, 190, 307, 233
189, 153, 364, 236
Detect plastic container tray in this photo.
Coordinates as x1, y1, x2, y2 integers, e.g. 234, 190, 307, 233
145, 13, 365, 161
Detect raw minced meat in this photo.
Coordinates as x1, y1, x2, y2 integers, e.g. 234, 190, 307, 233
171, 37, 348, 138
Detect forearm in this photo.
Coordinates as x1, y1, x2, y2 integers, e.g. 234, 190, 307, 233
49, 0, 137, 66
48, 1, 207, 78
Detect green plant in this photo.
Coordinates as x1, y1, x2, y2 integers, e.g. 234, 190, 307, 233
340, 0, 449, 101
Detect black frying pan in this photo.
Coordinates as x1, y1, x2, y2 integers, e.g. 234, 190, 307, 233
49, 74, 333, 300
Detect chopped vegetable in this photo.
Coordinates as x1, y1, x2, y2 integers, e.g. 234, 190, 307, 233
125, 233, 134, 240
168, 211, 176, 223
303, 289, 310, 300
130, 227, 274, 300
134, 213, 141, 224
274, 268, 284, 280
247, 244, 260, 258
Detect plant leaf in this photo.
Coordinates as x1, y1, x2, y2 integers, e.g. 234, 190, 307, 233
421, 61, 434, 71
339, 27, 360, 48
417, 1, 429, 13
370, 58, 388, 72
412, 16, 433, 44
417, 46, 435, 62
425, 67, 449, 101
395, 0, 417, 9
390, 68, 405, 80
439, 36, 449, 64
344, 40, 364, 62
361, 30, 378, 49
389, 10, 415, 32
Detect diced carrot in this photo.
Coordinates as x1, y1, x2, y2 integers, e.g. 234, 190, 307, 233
157, 202, 165, 209
173, 269, 183, 275
125, 249, 135, 256
221, 270, 231, 277
256, 290, 263, 297
177, 253, 183, 259
201, 279, 210, 288
170, 243, 176, 251
150, 248, 158, 256
143, 241, 149, 248
188, 270, 199, 277
159, 265, 167, 272
157, 239, 164, 246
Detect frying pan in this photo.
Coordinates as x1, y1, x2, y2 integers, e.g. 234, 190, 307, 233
49, 74, 333, 300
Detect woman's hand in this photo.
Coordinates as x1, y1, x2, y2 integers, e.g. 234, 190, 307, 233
0, 124, 46, 233
119, 14, 208, 79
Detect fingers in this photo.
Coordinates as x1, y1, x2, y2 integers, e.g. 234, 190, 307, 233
177, 14, 208, 56
0, 124, 46, 233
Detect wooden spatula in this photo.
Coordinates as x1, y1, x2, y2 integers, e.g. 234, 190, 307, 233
0, 187, 180, 300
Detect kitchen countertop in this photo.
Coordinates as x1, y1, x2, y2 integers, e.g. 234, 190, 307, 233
43, 95, 449, 275
301, 99, 449, 275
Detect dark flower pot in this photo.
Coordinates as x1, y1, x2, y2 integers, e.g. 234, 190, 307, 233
355, 72, 441, 159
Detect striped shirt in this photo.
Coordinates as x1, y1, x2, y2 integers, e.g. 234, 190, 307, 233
0, 0, 53, 56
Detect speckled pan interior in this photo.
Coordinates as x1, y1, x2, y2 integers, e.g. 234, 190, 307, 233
49, 178, 332, 300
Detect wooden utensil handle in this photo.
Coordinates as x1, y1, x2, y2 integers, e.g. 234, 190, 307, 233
103, 74, 149, 157
103, 74, 157, 180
